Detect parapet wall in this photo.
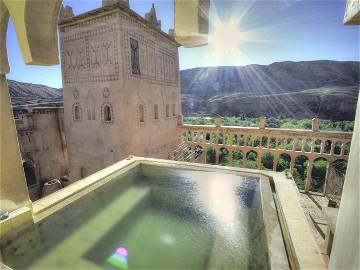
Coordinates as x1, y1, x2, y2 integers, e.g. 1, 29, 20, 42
179, 118, 352, 195
15, 107, 69, 200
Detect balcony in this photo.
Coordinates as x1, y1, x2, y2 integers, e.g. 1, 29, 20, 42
0, 157, 326, 269
175, 116, 352, 197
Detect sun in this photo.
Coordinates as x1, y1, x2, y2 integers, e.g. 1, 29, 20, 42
209, 19, 242, 59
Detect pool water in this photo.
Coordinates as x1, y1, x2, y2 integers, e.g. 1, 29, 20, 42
3, 165, 270, 269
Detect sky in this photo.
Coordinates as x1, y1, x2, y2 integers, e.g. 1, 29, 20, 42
6, 0, 359, 88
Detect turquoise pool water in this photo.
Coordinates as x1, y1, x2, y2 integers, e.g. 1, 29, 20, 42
3, 165, 270, 269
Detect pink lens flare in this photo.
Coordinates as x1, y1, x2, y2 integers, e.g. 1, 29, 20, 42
116, 247, 128, 257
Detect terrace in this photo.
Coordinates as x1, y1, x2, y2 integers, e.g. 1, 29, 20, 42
176, 116, 351, 196
0, 0, 359, 269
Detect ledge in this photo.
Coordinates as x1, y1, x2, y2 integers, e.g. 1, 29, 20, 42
7, 157, 326, 269
0, 207, 33, 238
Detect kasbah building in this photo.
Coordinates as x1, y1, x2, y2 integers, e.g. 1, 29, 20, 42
16, 0, 183, 199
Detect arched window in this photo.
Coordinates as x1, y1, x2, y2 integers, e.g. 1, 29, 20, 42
166, 104, 170, 117
72, 103, 82, 121
172, 104, 175, 116
154, 104, 159, 119
139, 104, 145, 123
74, 106, 80, 120
104, 106, 111, 121
101, 103, 113, 123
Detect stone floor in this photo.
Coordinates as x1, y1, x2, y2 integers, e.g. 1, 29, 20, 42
299, 192, 330, 263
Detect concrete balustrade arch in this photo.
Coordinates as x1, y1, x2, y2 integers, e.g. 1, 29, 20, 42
310, 157, 329, 193
182, 124, 351, 195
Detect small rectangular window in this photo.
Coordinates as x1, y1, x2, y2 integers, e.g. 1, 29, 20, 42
139, 105, 145, 123
154, 104, 159, 120
130, 38, 140, 74
172, 104, 175, 116
166, 104, 169, 117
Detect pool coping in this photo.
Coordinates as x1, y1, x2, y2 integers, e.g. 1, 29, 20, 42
6, 157, 326, 269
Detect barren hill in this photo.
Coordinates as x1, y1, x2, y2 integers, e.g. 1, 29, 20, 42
181, 60, 359, 120
8, 79, 63, 107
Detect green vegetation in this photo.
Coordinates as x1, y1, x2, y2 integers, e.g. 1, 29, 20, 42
184, 116, 354, 132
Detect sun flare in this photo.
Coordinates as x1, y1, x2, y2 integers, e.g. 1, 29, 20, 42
209, 19, 242, 59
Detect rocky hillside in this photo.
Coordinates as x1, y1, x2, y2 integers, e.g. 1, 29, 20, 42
181, 60, 359, 120
8, 79, 63, 107
7, 60, 359, 120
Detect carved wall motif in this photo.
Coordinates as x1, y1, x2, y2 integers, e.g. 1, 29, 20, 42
137, 102, 146, 125
102, 87, 111, 98
86, 92, 96, 120
120, 14, 178, 87
72, 102, 82, 121
60, 14, 119, 84
73, 89, 79, 99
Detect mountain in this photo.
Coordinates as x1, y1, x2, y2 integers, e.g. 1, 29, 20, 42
7, 60, 360, 120
181, 60, 359, 120
8, 79, 63, 107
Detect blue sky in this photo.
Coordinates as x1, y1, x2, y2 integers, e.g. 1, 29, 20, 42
6, 0, 359, 88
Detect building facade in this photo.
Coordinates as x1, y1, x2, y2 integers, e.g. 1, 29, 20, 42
15, 107, 68, 200
59, 3, 182, 180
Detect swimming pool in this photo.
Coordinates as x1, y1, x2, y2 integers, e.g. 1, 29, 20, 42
1, 160, 289, 269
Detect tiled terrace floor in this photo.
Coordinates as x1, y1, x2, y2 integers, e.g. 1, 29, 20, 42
299, 192, 330, 263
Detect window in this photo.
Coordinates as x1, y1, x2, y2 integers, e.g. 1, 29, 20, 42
130, 38, 140, 74
154, 104, 159, 120
73, 103, 82, 121
101, 103, 113, 123
74, 105, 80, 120
172, 104, 175, 116
23, 161, 37, 186
166, 104, 170, 117
104, 106, 111, 121
139, 104, 145, 123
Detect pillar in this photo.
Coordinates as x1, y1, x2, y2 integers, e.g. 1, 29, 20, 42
215, 114, 222, 127
243, 156, 247, 168
321, 162, 332, 195
312, 117, 320, 132
215, 148, 219, 165
305, 159, 314, 192
302, 137, 306, 152
330, 141, 335, 155
329, 94, 360, 269
340, 142, 345, 156
228, 149, 233, 166
257, 150, 262, 169
320, 140, 324, 154
259, 116, 266, 129
273, 152, 279, 171
329, 6, 360, 268
0, 76, 31, 212
290, 157, 296, 175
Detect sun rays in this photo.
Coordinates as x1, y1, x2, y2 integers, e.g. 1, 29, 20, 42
209, 18, 243, 59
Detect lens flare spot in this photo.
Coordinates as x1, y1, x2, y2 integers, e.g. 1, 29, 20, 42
107, 253, 128, 269
116, 247, 128, 257
107, 246, 129, 269
160, 233, 176, 245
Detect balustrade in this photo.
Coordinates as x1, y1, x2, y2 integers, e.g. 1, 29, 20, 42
178, 117, 352, 195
